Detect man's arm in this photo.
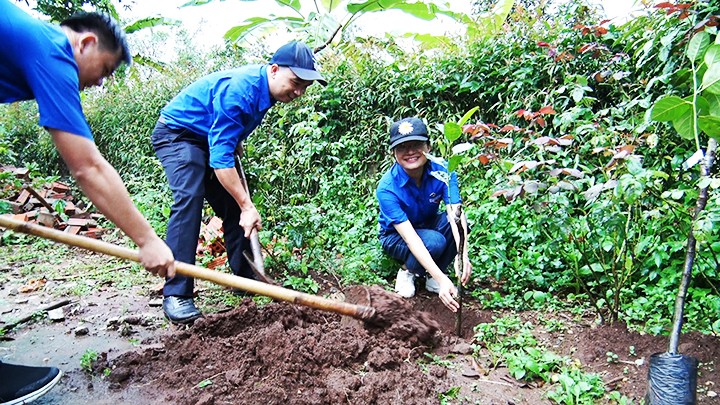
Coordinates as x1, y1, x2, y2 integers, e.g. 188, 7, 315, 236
50, 129, 175, 277
393, 220, 460, 312
214, 167, 260, 237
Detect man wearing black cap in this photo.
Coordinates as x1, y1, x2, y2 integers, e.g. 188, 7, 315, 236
152, 41, 326, 324
376, 117, 471, 312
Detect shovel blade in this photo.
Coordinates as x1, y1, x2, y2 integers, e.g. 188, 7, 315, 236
243, 250, 275, 285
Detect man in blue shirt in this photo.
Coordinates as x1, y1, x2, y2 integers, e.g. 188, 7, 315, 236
153, 41, 326, 324
376, 117, 471, 312
0, 1, 175, 403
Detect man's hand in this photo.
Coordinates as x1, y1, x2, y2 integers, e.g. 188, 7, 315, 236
239, 205, 262, 238
437, 276, 460, 312
138, 236, 175, 277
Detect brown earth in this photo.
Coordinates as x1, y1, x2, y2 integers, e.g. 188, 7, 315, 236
1, 253, 719, 404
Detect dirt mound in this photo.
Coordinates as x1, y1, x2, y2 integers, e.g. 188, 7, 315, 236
105, 288, 447, 405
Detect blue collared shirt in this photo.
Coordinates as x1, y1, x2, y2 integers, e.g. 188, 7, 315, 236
0, 0, 93, 139
160, 65, 275, 169
377, 160, 461, 233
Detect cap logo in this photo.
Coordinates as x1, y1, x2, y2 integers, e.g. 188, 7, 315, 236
398, 121, 414, 135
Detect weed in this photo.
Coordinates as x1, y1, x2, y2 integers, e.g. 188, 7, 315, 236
474, 316, 612, 404
439, 386, 461, 404
547, 367, 606, 404
422, 353, 455, 369
283, 275, 320, 294
80, 349, 99, 373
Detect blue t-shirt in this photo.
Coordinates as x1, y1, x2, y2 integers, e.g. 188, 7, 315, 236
160, 65, 275, 169
0, 0, 93, 139
376, 161, 461, 233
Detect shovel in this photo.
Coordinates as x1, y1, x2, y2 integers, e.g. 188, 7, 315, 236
0, 215, 376, 321
234, 153, 275, 285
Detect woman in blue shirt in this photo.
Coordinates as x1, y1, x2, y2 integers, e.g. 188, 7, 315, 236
376, 117, 471, 312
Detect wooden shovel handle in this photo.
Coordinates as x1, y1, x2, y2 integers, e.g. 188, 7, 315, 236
0, 216, 376, 320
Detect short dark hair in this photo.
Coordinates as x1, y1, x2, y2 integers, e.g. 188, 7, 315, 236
61, 12, 131, 66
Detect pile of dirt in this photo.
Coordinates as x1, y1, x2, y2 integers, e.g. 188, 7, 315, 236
103, 286, 450, 405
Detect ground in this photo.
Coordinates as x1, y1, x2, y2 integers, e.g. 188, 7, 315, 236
1, 246, 719, 405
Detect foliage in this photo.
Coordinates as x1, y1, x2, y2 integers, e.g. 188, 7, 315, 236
80, 349, 99, 373
17, 0, 121, 21
209, 0, 477, 50
473, 316, 609, 404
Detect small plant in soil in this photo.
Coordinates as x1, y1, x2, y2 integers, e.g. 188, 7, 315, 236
80, 349, 99, 373
438, 386, 461, 404
421, 352, 455, 369
197, 379, 212, 389
547, 366, 605, 405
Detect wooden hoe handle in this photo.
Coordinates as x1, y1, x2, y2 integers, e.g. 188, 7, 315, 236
0, 216, 376, 320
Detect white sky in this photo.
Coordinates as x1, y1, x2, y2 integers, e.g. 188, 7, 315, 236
16, 0, 656, 52
113, 0, 651, 49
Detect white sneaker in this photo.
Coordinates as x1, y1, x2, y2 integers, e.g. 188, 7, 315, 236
425, 277, 441, 294
395, 269, 416, 298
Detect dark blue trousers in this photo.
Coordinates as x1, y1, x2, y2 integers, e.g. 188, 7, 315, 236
151, 122, 252, 298
379, 212, 456, 277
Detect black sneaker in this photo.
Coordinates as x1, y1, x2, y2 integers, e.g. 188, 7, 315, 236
162, 296, 202, 324
0, 361, 62, 404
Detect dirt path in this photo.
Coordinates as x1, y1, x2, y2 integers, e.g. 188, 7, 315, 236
1, 258, 719, 404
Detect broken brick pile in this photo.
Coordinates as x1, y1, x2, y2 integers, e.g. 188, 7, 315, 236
197, 216, 228, 269
1, 166, 230, 265
0, 166, 105, 238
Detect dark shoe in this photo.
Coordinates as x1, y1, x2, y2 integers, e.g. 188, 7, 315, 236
0, 361, 62, 404
162, 296, 202, 324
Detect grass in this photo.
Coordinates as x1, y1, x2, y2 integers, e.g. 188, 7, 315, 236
0, 233, 160, 297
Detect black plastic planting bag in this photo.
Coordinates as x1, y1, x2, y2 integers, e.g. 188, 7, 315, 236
646, 352, 698, 405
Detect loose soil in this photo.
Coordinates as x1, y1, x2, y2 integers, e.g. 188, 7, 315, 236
1, 251, 719, 404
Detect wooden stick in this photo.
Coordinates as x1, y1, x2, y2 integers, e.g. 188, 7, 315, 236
0, 216, 376, 321
3, 298, 72, 329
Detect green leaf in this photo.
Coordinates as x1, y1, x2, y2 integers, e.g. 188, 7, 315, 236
129, 54, 166, 71
699, 116, 720, 138
701, 64, 720, 94
650, 96, 691, 122
347, 0, 434, 19
276, 0, 301, 12
694, 94, 711, 115
448, 155, 462, 172
224, 16, 304, 43
673, 113, 696, 140
687, 31, 710, 61
124, 17, 181, 34
458, 106, 480, 126
444, 122, 462, 142
705, 44, 720, 67
706, 93, 720, 116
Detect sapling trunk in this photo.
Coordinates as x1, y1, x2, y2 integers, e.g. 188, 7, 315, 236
454, 204, 465, 337
668, 138, 717, 354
